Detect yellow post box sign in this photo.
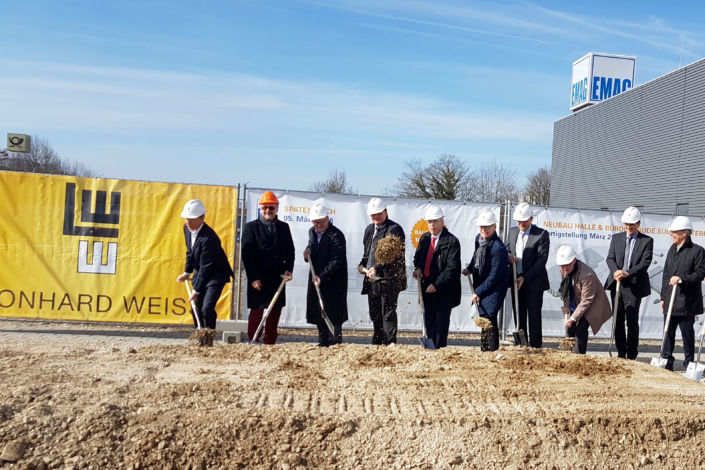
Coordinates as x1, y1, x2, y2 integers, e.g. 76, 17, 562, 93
0, 171, 237, 324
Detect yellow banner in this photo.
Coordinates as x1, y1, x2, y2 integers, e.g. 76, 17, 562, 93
0, 171, 237, 324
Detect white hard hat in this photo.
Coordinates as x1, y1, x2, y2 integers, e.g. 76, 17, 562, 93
181, 199, 206, 218
424, 205, 444, 221
513, 202, 533, 222
476, 210, 497, 226
310, 202, 329, 221
367, 197, 386, 215
669, 216, 692, 231
621, 206, 642, 224
555, 245, 576, 265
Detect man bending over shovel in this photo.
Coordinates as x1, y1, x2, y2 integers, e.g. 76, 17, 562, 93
176, 199, 233, 346
556, 245, 611, 354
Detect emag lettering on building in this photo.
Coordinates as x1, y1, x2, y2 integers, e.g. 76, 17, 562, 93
570, 52, 636, 111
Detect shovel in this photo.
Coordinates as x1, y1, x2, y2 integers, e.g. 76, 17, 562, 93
685, 321, 705, 381
607, 280, 621, 358
510, 262, 528, 346
250, 274, 292, 344
558, 312, 576, 352
416, 277, 436, 350
651, 282, 679, 369
466, 273, 479, 320
184, 280, 202, 330
308, 261, 336, 337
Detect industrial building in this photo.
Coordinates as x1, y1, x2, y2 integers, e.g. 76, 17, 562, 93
551, 56, 705, 216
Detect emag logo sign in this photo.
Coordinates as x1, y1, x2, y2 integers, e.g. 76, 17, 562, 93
570, 52, 636, 111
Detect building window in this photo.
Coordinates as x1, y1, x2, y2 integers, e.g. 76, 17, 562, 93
676, 203, 689, 215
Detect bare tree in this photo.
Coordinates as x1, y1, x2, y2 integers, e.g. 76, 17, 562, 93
310, 168, 355, 194
394, 154, 474, 200
472, 160, 519, 203
523, 165, 551, 205
1, 135, 95, 176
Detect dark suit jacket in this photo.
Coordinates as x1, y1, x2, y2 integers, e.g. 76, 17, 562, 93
241, 218, 295, 309
306, 223, 348, 325
413, 227, 461, 310
184, 223, 233, 293
506, 225, 550, 292
469, 232, 508, 316
359, 218, 407, 294
604, 231, 653, 299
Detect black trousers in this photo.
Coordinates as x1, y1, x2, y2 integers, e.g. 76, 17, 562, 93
421, 288, 452, 348
567, 316, 590, 354
661, 315, 695, 370
317, 321, 343, 347
511, 285, 544, 348
479, 313, 499, 351
191, 280, 227, 330
367, 281, 399, 345
611, 289, 641, 359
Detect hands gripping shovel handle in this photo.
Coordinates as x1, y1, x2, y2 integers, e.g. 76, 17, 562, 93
608, 280, 621, 358
511, 262, 528, 346
184, 280, 202, 330
308, 262, 336, 337
416, 277, 435, 350
250, 274, 292, 344
651, 282, 679, 369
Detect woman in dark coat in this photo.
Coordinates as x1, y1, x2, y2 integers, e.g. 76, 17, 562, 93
304, 203, 348, 346
466, 210, 508, 351
659, 216, 705, 370
241, 190, 295, 344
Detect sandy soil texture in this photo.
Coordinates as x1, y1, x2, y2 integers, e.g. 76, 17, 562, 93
1, 326, 705, 469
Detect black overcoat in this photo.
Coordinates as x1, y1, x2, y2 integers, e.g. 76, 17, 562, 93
660, 237, 705, 318
413, 227, 461, 311
306, 223, 348, 325
241, 218, 295, 309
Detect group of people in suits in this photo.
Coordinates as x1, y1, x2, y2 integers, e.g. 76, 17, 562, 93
175, 194, 702, 369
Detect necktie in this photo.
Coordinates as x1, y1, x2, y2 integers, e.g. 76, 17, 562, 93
624, 235, 635, 270
516, 231, 526, 275
367, 226, 380, 268
423, 236, 437, 277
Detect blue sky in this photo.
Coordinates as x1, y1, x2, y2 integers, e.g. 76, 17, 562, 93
1, 1, 703, 194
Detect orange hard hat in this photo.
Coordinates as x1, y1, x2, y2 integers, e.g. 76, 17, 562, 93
259, 190, 279, 205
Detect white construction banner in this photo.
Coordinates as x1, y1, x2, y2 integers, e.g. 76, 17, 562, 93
530, 208, 705, 340
246, 189, 500, 333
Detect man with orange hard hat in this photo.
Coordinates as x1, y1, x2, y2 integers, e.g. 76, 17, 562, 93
241, 190, 295, 344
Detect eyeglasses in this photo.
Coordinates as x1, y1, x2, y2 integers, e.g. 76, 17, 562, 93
260, 205, 277, 211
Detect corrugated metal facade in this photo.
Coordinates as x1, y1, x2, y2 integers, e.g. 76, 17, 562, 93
551, 57, 705, 215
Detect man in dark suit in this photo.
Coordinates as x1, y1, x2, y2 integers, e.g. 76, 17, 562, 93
241, 190, 295, 344
176, 199, 233, 337
413, 205, 461, 349
304, 202, 348, 347
604, 206, 653, 360
506, 202, 550, 348
358, 197, 407, 345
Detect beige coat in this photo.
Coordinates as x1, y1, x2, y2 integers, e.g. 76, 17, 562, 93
563, 260, 612, 335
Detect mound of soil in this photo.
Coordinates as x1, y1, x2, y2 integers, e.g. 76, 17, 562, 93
1, 333, 705, 469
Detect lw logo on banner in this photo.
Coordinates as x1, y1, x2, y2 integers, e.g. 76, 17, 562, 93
63, 183, 121, 274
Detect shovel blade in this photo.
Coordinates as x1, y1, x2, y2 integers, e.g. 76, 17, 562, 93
650, 357, 668, 369
684, 362, 705, 381
419, 336, 436, 350
513, 330, 528, 346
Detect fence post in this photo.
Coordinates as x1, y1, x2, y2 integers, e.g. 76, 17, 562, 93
235, 185, 247, 320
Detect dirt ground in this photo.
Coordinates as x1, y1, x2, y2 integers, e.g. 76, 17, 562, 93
1, 321, 705, 469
